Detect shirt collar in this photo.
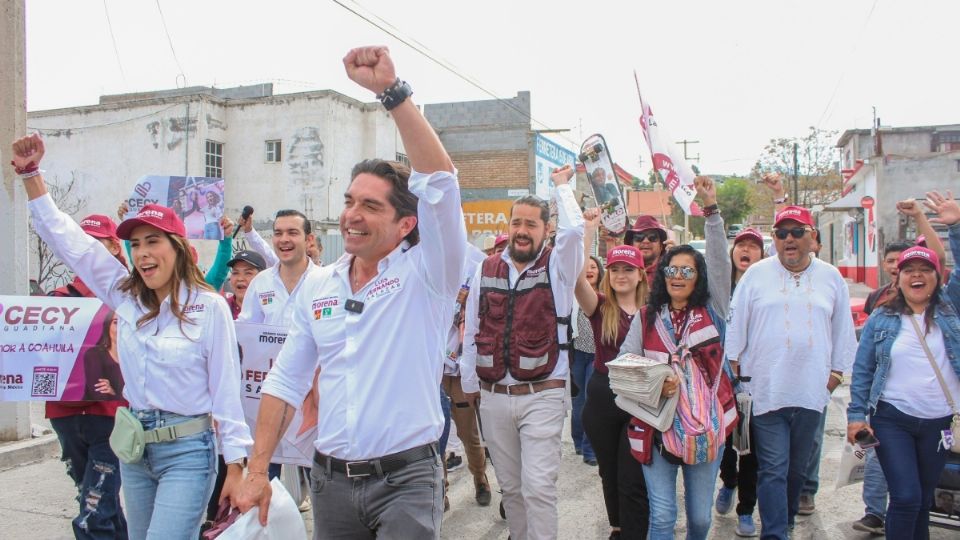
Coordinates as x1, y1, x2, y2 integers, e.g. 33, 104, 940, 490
500, 238, 546, 273
336, 241, 412, 277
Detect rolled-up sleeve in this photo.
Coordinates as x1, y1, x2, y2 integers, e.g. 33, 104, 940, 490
28, 194, 128, 310
205, 297, 254, 462
410, 169, 466, 300
261, 288, 320, 408
830, 275, 857, 373
245, 228, 279, 268
551, 184, 585, 286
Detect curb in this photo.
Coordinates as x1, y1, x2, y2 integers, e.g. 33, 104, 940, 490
0, 433, 60, 472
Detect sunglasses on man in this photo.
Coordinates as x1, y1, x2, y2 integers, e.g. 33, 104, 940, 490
632, 232, 661, 243
663, 265, 697, 280
773, 227, 812, 240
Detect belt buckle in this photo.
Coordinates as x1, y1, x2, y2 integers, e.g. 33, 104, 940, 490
154, 425, 177, 443
345, 461, 370, 478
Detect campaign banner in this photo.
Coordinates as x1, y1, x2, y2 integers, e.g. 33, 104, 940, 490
0, 296, 124, 401
534, 134, 577, 199
636, 89, 702, 217
124, 175, 226, 240
236, 322, 316, 467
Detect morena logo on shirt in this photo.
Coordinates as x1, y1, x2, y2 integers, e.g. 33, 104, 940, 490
259, 291, 275, 305
312, 296, 339, 320
183, 304, 205, 314
525, 266, 546, 277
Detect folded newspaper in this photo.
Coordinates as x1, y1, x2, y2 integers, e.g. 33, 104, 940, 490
607, 353, 680, 432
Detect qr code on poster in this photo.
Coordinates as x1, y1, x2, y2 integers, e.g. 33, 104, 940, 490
31, 367, 59, 398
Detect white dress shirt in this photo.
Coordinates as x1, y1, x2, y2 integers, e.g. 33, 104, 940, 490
460, 183, 585, 394
724, 256, 857, 416
29, 194, 253, 462
261, 169, 467, 460
243, 228, 280, 268
237, 260, 322, 326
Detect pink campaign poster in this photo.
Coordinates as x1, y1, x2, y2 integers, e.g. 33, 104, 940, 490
0, 296, 124, 401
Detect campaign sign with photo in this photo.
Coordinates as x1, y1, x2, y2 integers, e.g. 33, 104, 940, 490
236, 322, 317, 467
0, 296, 124, 402
124, 175, 226, 240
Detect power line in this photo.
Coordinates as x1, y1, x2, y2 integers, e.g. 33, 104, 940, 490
102, 0, 127, 88
330, 0, 578, 147
815, 0, 879, 130
154, 0, 186, 87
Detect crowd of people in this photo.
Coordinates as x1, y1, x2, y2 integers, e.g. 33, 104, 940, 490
10, 45, 960, 540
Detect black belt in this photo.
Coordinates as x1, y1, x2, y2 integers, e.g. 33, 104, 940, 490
313, 443, 438, 479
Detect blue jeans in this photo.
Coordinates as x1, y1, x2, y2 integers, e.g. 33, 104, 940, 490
643, 449, 722, 540
871, 400, 952, 540
203, 221, 220, 239
50, 415, 128, 540
121, 410, 217, 540
801, 405, 828, 497
439, 386, 452, 456
752, 407, 822, 540
862, 447, 888, 519
571, 349, 596, 460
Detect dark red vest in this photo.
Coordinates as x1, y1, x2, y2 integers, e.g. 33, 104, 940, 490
475, 248, 571, 383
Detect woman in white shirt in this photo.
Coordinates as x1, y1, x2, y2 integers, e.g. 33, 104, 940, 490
12, 134, 252, 539
848, 190, 960, 539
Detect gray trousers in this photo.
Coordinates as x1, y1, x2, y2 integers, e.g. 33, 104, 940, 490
309, 454, 443, 539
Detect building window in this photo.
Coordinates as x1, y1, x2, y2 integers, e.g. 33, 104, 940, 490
205, 140, 223, 178
395, 152, 410, 167
265, 140, 282, 163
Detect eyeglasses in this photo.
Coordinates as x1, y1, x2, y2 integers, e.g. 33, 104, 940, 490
632, 232, 661, 243
663, 265, 697, 280
773, 227, 811, 240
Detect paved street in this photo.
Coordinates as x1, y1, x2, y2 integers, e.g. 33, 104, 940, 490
1, 385, 958, 539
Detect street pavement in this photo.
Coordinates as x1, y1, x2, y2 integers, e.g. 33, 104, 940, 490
2, 281, 958, 538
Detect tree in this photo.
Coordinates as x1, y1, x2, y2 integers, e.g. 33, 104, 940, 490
30, 174, 86, 292
752, 126, 842, 208
716, 177, 753, 226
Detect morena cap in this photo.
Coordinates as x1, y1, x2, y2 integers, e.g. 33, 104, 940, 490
116, 204, 187, 240
897, 246, 941, 275
79, 214, 119, 240
494, 233, 509, 248
228, 250, 267, 271
773, 205, 814, 228
605, 245, 644, 270
734, 227, 764, 247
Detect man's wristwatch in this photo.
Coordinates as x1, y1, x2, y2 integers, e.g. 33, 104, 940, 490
377, 78, 413, 111
773, 194, 789, 205
702, 203, 720, 217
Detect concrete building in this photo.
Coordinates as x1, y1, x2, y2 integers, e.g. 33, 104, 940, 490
28, 83, 405, 271
818, 124, 959, 287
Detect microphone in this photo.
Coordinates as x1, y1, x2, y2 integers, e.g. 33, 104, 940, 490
233, 205, 254, 238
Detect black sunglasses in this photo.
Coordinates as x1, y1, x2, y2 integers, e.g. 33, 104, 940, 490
632, 232, 661, 243
774, 227, 810, 240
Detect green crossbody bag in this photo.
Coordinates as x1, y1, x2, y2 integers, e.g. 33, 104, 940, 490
109, 406, 146, 464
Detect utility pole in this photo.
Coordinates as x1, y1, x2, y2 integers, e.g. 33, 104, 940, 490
675, 139, 701, 162
792, 142, 799, 204
0, 0, 32, 441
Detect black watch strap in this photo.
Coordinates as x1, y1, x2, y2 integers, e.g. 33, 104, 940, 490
377, 79, 413, 111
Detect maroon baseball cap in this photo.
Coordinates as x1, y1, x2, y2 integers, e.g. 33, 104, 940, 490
605, 245, 644, 270
734, 227, 764, 248
79, 214, 119, 240
624, 215, 667, 244
494, 233, 509, 248
774, 205, 814, 228
897, 246, 941, 275
117, 204, 187, 240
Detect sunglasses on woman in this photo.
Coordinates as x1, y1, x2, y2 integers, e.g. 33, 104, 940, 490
663, 265, 697, 280
773, 227, 811, 240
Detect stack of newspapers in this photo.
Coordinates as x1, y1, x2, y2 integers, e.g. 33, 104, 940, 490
607, 353, 680, 432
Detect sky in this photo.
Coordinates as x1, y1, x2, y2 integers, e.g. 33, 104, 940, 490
24, 0, 960, 177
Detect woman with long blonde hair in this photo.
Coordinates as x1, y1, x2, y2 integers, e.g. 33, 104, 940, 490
575, 207, 650, 540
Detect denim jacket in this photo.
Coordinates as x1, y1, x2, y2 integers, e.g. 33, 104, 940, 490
848, 223, 960, 423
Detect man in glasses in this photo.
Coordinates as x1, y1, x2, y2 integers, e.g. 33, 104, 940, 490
625, 215, 668, 284
724, 205, 857, 540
